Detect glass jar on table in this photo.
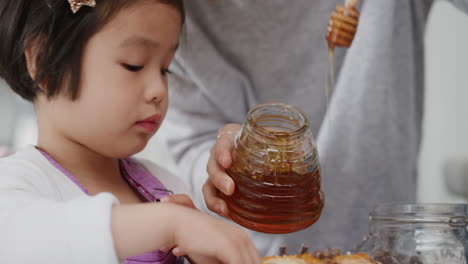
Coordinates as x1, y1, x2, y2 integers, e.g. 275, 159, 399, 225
352, 203, 468, 264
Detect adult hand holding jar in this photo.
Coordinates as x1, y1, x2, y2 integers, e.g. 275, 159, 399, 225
204, 123, 241, 219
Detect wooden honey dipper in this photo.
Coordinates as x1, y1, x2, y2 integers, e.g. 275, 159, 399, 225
326, 0, 360, 50
323, 0, 360, 108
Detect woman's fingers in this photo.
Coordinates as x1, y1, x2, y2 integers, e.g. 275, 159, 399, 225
203, 179, 229, 218
214, 133, 235, 169
214, 124, 241, 168
207, 150, 235, 196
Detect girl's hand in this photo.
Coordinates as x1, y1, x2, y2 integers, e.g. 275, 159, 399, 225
171, 208, 261, 264
203, 124, 241, 218
160, 174, 260, 264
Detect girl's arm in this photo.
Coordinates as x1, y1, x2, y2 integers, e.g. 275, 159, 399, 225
0, 188, 259, 264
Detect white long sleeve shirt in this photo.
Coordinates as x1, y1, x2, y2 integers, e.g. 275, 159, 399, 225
0, 145, 187, 263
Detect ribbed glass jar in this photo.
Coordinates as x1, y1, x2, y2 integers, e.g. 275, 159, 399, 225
222, 103, 324, 234
352, 204, 468, 264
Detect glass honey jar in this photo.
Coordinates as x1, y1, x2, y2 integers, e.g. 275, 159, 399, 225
222, 102, 324, 234
352, 203, 468, 264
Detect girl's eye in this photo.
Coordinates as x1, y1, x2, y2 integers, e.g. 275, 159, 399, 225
123, 64, 144, 72
161, 68, 172, 75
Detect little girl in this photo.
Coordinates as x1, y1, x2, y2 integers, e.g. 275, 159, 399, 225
0, 0, 260, 263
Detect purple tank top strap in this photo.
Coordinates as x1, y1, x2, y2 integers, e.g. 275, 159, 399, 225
38, 148, 89, 194
119, 158, 173, 202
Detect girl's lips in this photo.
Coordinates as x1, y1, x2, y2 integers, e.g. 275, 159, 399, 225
136, 121, 159, 132
136, 114, 161, 132
139, 114, 161, 123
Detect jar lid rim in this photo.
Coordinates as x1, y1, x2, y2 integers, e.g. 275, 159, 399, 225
372, 203, 468, 214
370, 203, 468, 227
247, 102, 310, 138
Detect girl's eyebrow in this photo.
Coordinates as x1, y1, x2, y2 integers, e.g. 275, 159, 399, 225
120, 35, 179, 51
120, 36, 158, 48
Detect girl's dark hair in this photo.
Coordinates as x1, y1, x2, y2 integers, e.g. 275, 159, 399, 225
0, 0, 184, 102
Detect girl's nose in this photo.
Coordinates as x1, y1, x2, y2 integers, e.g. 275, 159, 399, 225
146, 75, 167, 104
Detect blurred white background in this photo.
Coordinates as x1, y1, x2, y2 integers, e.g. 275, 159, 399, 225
418, 1, 468, 202
1, 1, 467, 202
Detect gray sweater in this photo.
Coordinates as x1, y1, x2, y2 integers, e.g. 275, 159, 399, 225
163, 0, 468, 256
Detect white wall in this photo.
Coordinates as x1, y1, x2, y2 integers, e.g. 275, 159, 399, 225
418, 1, 468, 203
0, 80, 17, 146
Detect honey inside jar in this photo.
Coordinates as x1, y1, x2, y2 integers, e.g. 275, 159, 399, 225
222, 103, 324, 234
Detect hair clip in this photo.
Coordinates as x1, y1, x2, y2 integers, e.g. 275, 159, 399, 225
68, 0, 96, 14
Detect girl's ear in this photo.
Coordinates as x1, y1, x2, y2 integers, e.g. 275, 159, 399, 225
24, 39, 49, 93
24, 44, 39, 81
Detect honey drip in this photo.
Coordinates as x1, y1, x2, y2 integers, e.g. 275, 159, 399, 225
326, 48, 335, 107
